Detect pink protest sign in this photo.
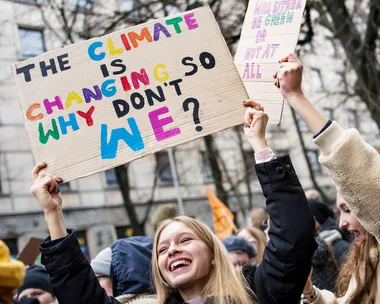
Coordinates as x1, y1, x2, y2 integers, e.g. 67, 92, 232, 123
235, 0, 306, 124
12, 7, 248, 182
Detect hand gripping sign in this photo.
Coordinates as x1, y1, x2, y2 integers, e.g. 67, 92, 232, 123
12, 7, 248, 182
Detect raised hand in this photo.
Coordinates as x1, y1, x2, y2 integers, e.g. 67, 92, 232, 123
31, 163, 67, 240
274, 54, 328, 135
274, 53, 304, 104
31, 162, 63, 214
243, 100, 269, 152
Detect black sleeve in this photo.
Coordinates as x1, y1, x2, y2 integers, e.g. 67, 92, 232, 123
40, 230, 120, 304
313, 119, 332, 139
253, 155, 317, 304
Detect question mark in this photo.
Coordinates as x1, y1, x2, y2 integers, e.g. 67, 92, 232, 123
183, 97, 203, 132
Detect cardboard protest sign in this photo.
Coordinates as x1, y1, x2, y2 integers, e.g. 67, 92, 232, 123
17, 237, 44, 266
235, 0, 306, 124
12, 6, 248, 182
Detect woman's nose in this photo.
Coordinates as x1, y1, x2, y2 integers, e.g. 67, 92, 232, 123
168, 243, 181, 256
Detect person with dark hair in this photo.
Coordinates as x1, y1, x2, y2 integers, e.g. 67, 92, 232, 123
222, 236, 256, 271
17, 265, 56, 304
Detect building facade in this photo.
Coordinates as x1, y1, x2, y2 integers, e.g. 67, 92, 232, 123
0, 0, 378, 258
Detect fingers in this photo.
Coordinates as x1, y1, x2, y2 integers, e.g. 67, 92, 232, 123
245, 107, 257, 126
243, 100, 262, 111
279, 53, 298, 63
244, 109, 268, 128
286, 53, 300, 64
31, 175, 55, 196
31, 162, 63, 184
32, 162, 47, 181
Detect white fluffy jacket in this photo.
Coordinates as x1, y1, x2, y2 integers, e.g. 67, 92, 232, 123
310, 121, 380, 304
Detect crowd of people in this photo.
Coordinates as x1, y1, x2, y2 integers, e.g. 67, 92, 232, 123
1, 54, 379, 304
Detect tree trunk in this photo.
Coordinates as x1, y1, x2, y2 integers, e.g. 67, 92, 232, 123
234, 126, 254, 210
203, 135, 229, 207
115, 164, 145, 235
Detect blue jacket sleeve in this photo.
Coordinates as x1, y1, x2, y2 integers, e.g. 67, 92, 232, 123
40, 230, 120, 304
254, 155, 317, 304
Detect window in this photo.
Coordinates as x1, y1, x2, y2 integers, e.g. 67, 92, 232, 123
322, 108, 333, 120
335, 72, 347, 92
3, 238, 18, 259
311, 69, 324, 91
116, 226, 134, 238
296, 113, 309, 132
15, 0, 36, 3
75, 231, 89, 260
60, 182, 71, 193
347, 109, 358, 129
18, 27, 45, 59
120, 0, 134, 11
72, 0, 93, 11
156, 152, 173, 184
243, 150, 256, 178
105, 169, 118, 187
306, 150, 322, 174
325, 38, 337, 57
201, 152, 214, 181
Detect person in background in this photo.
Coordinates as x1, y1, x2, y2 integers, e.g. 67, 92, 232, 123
151, 204, 178, 231
237, 227, 267, 266
0, 240, 25, 304
305, 189, 322, 201
17, 265, 57, 304
248, 207, 269, 231
222, 236, 256, 272
275, 53, 380, 303
91, 247, 113, 297
309, 199, 351, 266
111, 237, 156, 304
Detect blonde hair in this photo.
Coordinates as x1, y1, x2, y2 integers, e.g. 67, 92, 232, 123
238, 227, 267, 265
248, 208, 268, 230
152, 216, 255, 304
336, 232, 378, 303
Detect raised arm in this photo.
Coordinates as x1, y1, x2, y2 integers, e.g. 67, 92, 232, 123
31, 163, 119, 304
276, 54, 380, 243
243, 102, 317, 303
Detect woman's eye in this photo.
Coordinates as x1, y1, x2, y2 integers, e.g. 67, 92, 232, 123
181, 237, 192, 243
158, 248, 167, 254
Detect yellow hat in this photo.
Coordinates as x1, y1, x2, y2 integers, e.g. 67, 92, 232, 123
0, 240, 25, 298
